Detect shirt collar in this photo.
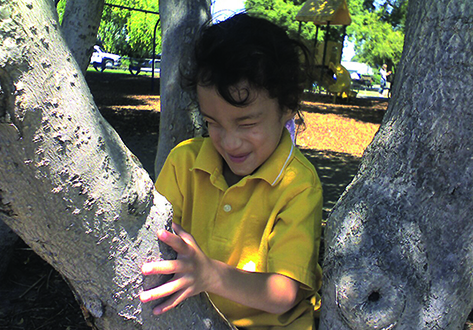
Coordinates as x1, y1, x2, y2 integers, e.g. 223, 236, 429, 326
191, 129, 295, 187
191, 137, 227, 189
251, 129, 295, 186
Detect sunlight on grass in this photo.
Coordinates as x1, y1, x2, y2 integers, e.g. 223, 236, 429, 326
297, 111, 380, 157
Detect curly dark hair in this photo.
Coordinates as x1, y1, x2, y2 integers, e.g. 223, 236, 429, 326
186, 13, 309, 114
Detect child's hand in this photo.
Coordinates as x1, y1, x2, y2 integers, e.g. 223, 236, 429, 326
139, 223, 215, 315
140, 224, 301, 316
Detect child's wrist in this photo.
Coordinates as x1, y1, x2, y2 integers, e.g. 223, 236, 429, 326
205, 258, 226, 295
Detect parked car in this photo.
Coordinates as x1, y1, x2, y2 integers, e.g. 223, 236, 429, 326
128, 57, 161, 76
90, 45, 121, 72
350, 72, 374, 91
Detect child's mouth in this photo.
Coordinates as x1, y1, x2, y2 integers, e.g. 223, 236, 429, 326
228, 153, 249, 164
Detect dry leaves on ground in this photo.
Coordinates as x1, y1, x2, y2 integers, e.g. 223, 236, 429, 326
297, 111, 380, 157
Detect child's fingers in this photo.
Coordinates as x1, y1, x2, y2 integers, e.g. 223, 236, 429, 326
152, 287, 193, 315
157, 229, 191, 255
171, 223, 197, 246
171, 222, 184, 234
139, 276, 190, 303
141, 260, 191, 276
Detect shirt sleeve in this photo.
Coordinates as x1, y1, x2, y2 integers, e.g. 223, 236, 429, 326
267, 183, 323, 291
155, 151, 183, 226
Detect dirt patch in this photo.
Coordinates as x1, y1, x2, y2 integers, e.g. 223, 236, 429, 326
0, 71, 388, 329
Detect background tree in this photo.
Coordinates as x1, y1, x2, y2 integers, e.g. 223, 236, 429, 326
125, 5, 161, 59
57, 0, 162, 59
94, 2, 131, 55
346, 0, 407, 70
320, 0, 473, 328
60, 0, 105, 72
246, 0, 308, 40
98, 0, 161, 59
154, 0, 208, 176
245, 0, 340, 51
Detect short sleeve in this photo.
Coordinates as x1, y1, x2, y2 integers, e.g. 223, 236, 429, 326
267, 184, 323, 291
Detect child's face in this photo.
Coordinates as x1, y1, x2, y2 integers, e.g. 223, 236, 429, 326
198, 85, 293, 177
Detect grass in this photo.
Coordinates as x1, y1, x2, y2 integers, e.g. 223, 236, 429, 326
86, 66, 159, 77
356, 89, 389, 98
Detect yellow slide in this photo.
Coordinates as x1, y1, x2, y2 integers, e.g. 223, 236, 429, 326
327, 62, 355, 98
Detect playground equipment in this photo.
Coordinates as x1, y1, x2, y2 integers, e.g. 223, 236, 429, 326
327, 62, 352, 97
296, 0, 355, 99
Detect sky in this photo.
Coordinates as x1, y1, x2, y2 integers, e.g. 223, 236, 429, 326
211, 0, 246, 21
342, 40, 356, 62
210, 0, 356, 62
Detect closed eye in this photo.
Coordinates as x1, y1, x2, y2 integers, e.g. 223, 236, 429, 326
204, 118, 218, 127
240, 122, 257, 128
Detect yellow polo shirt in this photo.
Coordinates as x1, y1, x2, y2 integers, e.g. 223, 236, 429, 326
156, 130, 323, 329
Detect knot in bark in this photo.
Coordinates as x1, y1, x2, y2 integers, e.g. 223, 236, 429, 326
336, 266, 406, 329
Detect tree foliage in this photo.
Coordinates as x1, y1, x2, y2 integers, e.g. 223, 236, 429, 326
245, 0, 341, 52
56, 0, 67, 19
347, 0, 407, 70
98, 0, 161, 58
57, 0, 161, 58
245, 0, 407, 73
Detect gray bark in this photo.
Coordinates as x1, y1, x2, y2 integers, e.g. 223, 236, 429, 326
320, 0, 473, 329
155, 0, 210, 177
0, 0, 104, 281
0, 0, 235, 328
61, 0, 105, 73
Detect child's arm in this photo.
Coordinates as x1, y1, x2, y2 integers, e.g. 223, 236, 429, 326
140, 223, 301, 316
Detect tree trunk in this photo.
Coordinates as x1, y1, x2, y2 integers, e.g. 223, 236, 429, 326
320, 0, 473, 329
155, 0, 210, 177
0, 0, 234, 328
61, 0, 105, 73
0, 0, 105, 281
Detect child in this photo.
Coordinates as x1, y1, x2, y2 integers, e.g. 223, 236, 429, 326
140, 14, 323, 329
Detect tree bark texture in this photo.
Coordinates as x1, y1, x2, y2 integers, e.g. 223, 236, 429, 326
61, 0, 105, 73
0, 0, 234, 328
0, 0, 104, 280
320, 0, 473, 329
155, 0, 210, 177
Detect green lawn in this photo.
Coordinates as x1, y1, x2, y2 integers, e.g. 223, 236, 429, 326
356, 89, 388, 98
86, 66, 159, 77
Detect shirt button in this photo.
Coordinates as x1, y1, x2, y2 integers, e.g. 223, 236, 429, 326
223, 204, 232, 212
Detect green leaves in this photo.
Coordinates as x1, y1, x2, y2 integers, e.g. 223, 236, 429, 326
246, 0, 321, 48
97, 0, 160, 59
347, 0, 406, 69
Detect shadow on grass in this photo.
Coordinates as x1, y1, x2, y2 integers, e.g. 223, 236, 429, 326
301, 148, 361, 220
85, 71, 160, 107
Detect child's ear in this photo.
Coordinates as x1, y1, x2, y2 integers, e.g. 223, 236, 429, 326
282, 108, 296, 122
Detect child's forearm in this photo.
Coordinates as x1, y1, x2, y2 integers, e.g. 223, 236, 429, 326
207, 259, 300, 315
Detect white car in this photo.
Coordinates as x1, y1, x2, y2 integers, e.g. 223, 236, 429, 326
90, 45, 121, 71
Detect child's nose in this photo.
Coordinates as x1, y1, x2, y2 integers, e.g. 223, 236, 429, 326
221, 130, 243, 152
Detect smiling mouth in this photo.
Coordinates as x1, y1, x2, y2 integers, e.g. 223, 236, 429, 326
228, 153, 249, 164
